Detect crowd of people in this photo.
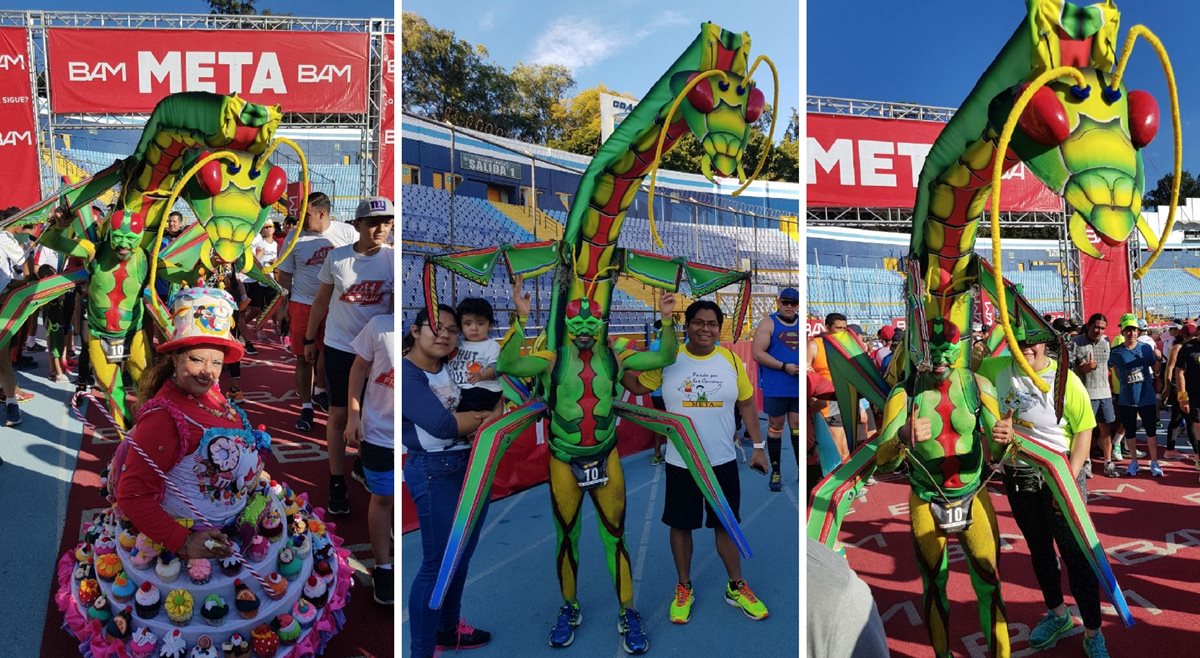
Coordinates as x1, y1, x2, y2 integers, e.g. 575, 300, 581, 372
3, 193, 395, 657
806, 307, 1200, 657
401, 286, 800, 657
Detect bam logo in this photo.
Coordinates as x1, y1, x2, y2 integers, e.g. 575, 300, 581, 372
341, 280, 386, 305
0, 54, 25, 71
297, 64, 351, 83
304, 245, 333, 266
0, 131, 33, 146
68, 61, 127, 82
137, 51, 286, 94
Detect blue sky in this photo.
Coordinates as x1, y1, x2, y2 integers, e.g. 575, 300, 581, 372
0, 1, 389, 18
403, 0, 800, 139
809, 0, 1200, 185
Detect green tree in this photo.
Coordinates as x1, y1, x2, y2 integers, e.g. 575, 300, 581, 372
1144, 170, 1200, 208
401, 12, 517, 132
547, 84, 612, 156
509, 63, 575, 144
207, 0, 256, 14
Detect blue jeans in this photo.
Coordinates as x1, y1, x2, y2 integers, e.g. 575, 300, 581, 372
405, 450, 489, 658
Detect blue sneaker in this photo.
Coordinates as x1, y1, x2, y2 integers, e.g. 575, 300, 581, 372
617, 608, 648, 655
5, 402, 20, 427
1083, 632, 1110, 657
548, 602, 582, 648
1029, 610, 1075, 649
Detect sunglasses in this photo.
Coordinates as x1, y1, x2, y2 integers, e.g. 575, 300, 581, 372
779, 299, 799, 307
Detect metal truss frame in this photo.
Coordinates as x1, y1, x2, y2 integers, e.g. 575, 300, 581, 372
807, 96, 957, 122
0, 10, 393, 198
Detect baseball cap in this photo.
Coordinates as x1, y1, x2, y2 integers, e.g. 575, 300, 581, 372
1183, 323, 1199, 338
879, 325, 895, 341
778, 287, 799, 302
355, 196, 394, 220
847, 323, 864, 336
1119, 314, 1139, 330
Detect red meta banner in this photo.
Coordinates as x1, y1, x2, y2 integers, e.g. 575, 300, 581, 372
377, 34, 395, 199
46, 28, 369, 114
1080, 227, 1132, 339
807, 113, 1063, 212
0, 28, 40, 207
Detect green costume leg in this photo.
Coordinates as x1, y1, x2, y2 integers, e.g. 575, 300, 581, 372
910, 490, 952, 658
549, 456, 587, 605
87, 337, 130, 430
587, 449, 633, 608
961, 491, 1009, 658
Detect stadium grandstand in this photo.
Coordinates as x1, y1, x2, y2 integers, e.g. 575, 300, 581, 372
401, 112, 801, 341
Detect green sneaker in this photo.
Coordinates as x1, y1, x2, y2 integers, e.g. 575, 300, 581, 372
1028, 610, 1075, 648
669, 583, 693, 624
724, 579, 768, 620
1083, 632, 1110, 658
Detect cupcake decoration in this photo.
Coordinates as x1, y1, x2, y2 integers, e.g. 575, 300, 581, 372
104, 606, 133, 642
96, 553, 123, 581
246, 535, 270, 562
156, 553, 181, 583
233, 579, 260, 619
277, 546, 301, 579
291, 597, 317, 628
135, 581, 161, 619
87, 595, 111, 623
164, 588, 194, 626
222, 633, 251, 658
187, 558, 212, 585
77, 578, 101, 607
251, 623, 279, 658
130, 626, 158, 658
302, 574, 328, 608
157, 628, 186, 658
200, 594, 229, 627
111, 571, 136, 602
263, 572, 288, 600
190, 634, 220, 658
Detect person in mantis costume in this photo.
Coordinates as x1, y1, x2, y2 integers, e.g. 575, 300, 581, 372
0, 92, 305, 429
810, 0, 1164, 654
421, 22, 775, 654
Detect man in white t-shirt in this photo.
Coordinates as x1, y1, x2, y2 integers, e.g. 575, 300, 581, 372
305, 196, 394, 516
624, 300, 770, 625
345, 312, 394, 604
241, 221, 281, 354
276, 192, 358, 433
0, 211, 33, 425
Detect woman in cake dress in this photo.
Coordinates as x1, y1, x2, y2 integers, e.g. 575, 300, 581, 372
55, 286, 351, 658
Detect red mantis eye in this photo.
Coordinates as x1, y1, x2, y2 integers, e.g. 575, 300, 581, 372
565, 299, 582, 317
1017, 85, 1070, 146
1127, 89, 1159, 149
260, 166, 287, 206
686, 73, 714, 114
197, 155, 224, 196
745, 86, 765, 123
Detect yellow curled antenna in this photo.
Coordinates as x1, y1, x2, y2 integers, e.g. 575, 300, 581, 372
645, 68, 730, 250
729, 54, 779, 198
148, 149, 241, 325
991, 66, 1088, 393
1109, 25, 1181, 279
262, 136, 311, 274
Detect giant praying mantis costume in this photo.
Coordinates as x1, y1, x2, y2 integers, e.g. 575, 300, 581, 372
421, 22, 775, 630
0, 92, 308, 428
807, 1, 1175, 654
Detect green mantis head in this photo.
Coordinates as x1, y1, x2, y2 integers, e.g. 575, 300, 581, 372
564, 297, 604, 350
1006, 0, 1162, 258
670, 24, 767, 184
184, 150, 288, 271
927, 318, 963, 381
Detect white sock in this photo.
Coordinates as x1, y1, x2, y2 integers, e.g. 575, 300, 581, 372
376, 563, 392, 570
314, 387, 326, 395
302, 402, 313, 410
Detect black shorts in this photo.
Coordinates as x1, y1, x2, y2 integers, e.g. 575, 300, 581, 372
650, 395, 665, 411
763, 396, 800, 416
247, 282, 273, 308
323, 346, 357, 407
459, 387, 502, 412
662, 460, 741, 531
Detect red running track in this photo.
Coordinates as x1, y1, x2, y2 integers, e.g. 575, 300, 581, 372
832, 460, 1200, 657
39, 340, 392, 658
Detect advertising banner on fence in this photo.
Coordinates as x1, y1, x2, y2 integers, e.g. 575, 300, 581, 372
807, 113, 1063, 212
1080, 228, 1132, 339
47, 28, 369, 114
0, 27, 40, 207
378, 34, 394, 199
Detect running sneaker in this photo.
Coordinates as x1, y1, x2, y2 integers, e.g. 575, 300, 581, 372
1112, 443, 1123, 460
0, 390, 34, 403
327, 479, 350, 516
1028, 610, 1075, 649
1136, 449, 1148, 459
865, 475, 878, 486
1083, 460, 1093, 478
5, 403, 21, 427
548, 602, 582, 648
1150, 460, 1164, 477
1125, 459, 1140, 477
724, 579, 768, 620
1083, 632, 1111, 658
1104, 461, 1120, 478
436, 619, 491, 650
312, 391, 330, 412
616, 608, 648, 654
351, 458, 367, 488
243, 341, 258, 356
668, 583, 694, 624
372, 566, 393, 605
769, 473, 782, 492
295, 406, 314, 431
649, 454, 665, 466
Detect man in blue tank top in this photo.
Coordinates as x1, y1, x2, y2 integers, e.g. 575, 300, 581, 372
753, 287, 801, 492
